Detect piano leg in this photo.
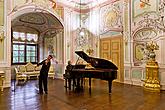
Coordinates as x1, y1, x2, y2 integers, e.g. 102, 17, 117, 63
108, 79, 112, 94
73, 78, 76, 90
89, 77, 91, 89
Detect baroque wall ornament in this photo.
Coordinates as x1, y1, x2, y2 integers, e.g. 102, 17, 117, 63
133, 28, 157, 66
0, 27, 5, 42
132, 0, 165, 66
0, 31, 4, 42
75, 28, 88, 47
100, 1, 123, 34
132, 0, 158, 19
133, 0, 165, 34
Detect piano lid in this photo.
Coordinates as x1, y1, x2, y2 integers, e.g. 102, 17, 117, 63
75, 51, 118, 70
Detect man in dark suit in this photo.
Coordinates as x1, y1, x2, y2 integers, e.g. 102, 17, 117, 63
37, 55, 53, 94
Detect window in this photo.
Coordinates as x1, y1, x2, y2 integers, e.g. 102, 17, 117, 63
13, 44, 25, 63
26, 45, 37, 62
12, 31, 38, 64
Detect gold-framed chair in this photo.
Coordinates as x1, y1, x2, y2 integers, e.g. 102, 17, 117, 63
15, 67, 27, 84
48, 65, 55, 79
0, 71, 5, 91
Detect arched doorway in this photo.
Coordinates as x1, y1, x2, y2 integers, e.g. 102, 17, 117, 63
8, 4, 64, 79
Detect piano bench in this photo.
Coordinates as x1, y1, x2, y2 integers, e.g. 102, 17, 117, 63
63, 75, 85, 91
63, 74, 73, 90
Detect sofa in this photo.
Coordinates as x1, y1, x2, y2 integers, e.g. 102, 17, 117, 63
15, 62, 40, 80
15, 62, 55, 81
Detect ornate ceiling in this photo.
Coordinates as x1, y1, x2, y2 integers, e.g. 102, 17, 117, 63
57, 0, 110, 9
12, 12, 63, 37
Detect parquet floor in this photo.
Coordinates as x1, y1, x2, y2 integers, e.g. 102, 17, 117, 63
0, 78, 165, 110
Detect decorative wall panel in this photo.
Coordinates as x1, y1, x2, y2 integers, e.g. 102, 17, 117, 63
125, 70, 129, 79
100, 1, 123, 34
0, 0, 4, 26
133, 28, 157, 66
0, 0, 4, 61
132, 0, 158, 19
0, 38, 4, 60
132, 69, 142, 79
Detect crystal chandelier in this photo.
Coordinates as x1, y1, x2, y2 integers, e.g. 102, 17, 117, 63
76, 0, 88, 47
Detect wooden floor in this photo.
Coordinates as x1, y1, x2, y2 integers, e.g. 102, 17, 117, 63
0, 79, 165, 110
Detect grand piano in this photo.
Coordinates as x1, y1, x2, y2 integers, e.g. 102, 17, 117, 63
64, 51, 118, 94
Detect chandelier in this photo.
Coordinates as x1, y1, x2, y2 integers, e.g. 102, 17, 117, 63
76, 0, 88, 47
79, 0, 84, 37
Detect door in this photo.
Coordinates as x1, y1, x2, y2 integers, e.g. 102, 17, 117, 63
100, 36, 124, 82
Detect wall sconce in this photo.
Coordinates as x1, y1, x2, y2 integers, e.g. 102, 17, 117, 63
86, 48, 94, 55
67, 42, 70, 47
0, 32, 5, 42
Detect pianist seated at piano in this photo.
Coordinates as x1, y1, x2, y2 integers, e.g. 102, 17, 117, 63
64, 60, 86, 90
64, 60, 74, 90
66, 60, 73, 71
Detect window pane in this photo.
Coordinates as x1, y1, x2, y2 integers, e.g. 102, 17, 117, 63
34, 34, 38, 42
31, 46, 35, 51
13, 32, 19, 39
19, 57, 24, 62
27, 33, 38, 42
26, 57, 30, 62
19, 51, 24, 57
20, 32, 25, 40
27, 51, 30, 56
13, 57, 18, 63
31, 52, 35, 56
31, 57, 35, 62
27, 33, 33, 41
13, 51, 18, 56
27, 46, 30, 50
19, 45, 24, 50
27, 45, 35, 51
13, 45, 18, 50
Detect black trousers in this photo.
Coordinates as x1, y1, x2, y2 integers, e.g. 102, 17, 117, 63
39, 75, 48, 93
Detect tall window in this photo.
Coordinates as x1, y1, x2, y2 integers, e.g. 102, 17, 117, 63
12, 31, 38, 64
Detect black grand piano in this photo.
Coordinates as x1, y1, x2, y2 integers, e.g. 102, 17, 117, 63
64, 51, 118, 94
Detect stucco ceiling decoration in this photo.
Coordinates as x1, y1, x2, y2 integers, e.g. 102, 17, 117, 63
12, 12, 63, 35
44, 28, 63, 38
57, 0, 118, 11
70, 0, 94, 5
19, 13, 46, 25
